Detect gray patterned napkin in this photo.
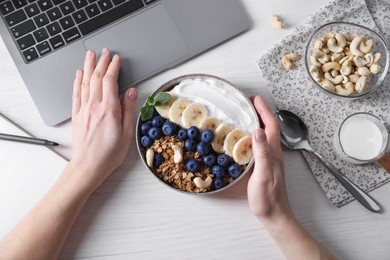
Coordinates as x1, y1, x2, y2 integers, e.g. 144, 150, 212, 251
257, 0, 390, 207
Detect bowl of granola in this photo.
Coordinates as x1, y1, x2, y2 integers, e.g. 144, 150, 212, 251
136, 74, 260, 194
305, 22, 389, 99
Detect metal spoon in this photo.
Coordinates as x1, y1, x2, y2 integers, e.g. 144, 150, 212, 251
275, 110, 382, 213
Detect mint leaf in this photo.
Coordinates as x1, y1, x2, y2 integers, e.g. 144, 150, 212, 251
154, 92, 171, 106
141, 105, 154, 121
146, 97, 155, 106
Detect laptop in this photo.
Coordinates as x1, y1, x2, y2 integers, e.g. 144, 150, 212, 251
0, 0, 250, 126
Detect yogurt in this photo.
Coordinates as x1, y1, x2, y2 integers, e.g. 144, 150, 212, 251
339, 116, 384, 160
170, 78, 258, 134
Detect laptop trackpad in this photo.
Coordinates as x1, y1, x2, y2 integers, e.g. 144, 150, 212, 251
84, 4, 188, 91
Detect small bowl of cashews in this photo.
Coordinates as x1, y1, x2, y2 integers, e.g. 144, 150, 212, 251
305, 22, 389, 98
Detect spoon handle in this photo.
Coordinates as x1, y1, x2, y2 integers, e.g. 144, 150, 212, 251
313, 152, 382, 213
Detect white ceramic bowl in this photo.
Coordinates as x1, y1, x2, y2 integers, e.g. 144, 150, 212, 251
135, 74, 260, 194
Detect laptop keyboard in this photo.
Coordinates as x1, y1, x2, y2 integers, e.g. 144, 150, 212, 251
0, 0, 159, 63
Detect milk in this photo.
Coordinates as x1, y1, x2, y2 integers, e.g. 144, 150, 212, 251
339, 116, 383, 160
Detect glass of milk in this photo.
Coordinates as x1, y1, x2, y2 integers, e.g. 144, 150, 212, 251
334, 112, 389, 165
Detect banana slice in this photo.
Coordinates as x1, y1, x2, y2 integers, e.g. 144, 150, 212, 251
181, 103, 208, 128
199, 117, 221, 131
223, 129, 246, 156
211, 123, 234, 153
155, 93, 178, 118
169, 99, 192, 126
232, 136, 253, 165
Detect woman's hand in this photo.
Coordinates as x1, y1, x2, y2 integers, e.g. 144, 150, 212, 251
70, 49, 138, 190
247, 96, 293, 225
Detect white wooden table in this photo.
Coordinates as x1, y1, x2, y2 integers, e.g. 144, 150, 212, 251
1, 0, 390, 259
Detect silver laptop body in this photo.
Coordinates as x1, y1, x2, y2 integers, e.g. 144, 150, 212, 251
0, 0, 250, 126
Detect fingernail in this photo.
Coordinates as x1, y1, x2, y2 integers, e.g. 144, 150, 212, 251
86, 50, 93, 57
75, 69, 81, 77
127, 88, 138, 101
102, 48, 109, 54
255, 128, 266, 142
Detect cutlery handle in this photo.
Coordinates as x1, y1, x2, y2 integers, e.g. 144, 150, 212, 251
313, 152, 382, 213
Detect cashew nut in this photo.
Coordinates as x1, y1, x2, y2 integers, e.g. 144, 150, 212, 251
314, 39, 323, 50
348, 74, 360, 84
373, 52, 382, 63
271, 14, 285, 29
171, 144, 183, 163
353, 56, 367, 67
319, 79, 335, 93
311, 49, 329, 66
359, 39, 373, 54
327, 33, 346, 53
335, 82, 355, 96
330, 69, 339, 77
282, 53, 300, 70
324, 72, 343, 84
193, 176, 212, 189
364, 52, 374, 66
331, 53, 344, 62
357, 66, 371, 76
146, 149, 154, 168
370, 63, 381, 74
322, 62, 340, 72
342, 75, 349, 84
350, 35, 365, 57
355, 76, 370, 93
340, 60, 353, 76
338, 55, 351, 64
310, 66, 323, 80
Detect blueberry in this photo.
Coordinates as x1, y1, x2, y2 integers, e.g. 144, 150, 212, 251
153, 153, 164, 168
152, 116, 165, 127
162, 121, 177, 136
148, 126, 163, 140
197, 142, 211, 156
228, 163, 242, 178
140, 135, 153, 148
178, 128, 188, 141
217, 154, 230, 168
185, 139, 197, 152
201, 129, 215, 143
212, 165, 225, 178
141, 122, 152, 135
203, 154, 217, 167
187, 126, 200, 140
186, 159, 201, 173
213, 177, 225, 190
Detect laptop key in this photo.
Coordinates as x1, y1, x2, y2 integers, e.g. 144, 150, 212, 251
33, 27, 48, 42
16, 33, 35, 49
59, 1, 74, 15
4, 8, 26, 26
0, 1, 14, 15
71, 0, 87, 9
72, 9, 86, 23
11, 19, 35, 38
47, 6, 62, 21
24, 2, 39, 17
97, 0, 112, 12
85, 3, 99, 18
52, 0, 65, 5
22, 46, 38, 62
79, 0, 144, 35
36, 40, 51, 55
11, 0, 27, 8
46, 20, 61, 35
111, 0, 124, 6
34, 13, 49, 27
59, 15, 74, 30
37, 0, 53, 11
49, 34, 64, 49
62, 27, 80, 43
